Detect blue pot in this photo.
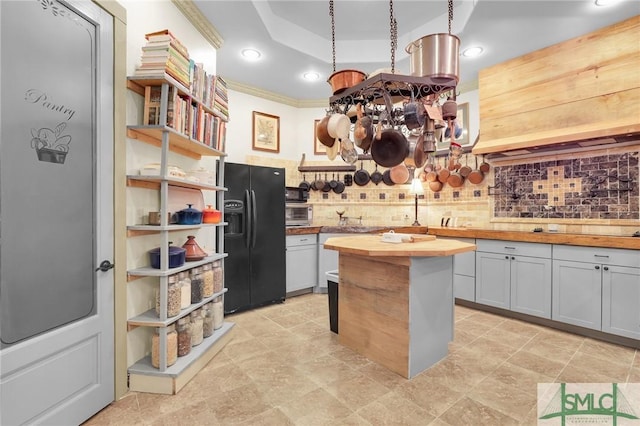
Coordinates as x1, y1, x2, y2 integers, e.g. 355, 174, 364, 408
149, 244, 186, 269
176, 204, 203, 225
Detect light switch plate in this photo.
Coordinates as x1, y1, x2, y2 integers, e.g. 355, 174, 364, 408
548, 224, 559, 232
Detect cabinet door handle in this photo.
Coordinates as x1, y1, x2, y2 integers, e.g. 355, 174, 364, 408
504, 246, 516, 250
594, 254, 610, 258
511, 256, 515, 260
603, 266, 609, 271
505, 256, 509, 259
595, 265, 600, 270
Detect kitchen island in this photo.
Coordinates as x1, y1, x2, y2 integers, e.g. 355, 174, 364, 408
324, 235, 476, 379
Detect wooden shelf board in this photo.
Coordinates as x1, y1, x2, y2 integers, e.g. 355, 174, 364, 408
127, 126, 225, 159
128, 322, 234, 394
127, 175, 226, 192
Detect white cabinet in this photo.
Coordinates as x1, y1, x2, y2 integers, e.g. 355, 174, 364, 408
439, 237, 476, 301
603, 265, 640, 339
286, 234, 318, 294
553, 245, 640, 336
475, 240, 552, 318
317, 233, 343, 293
552, 259, 602, 330
475, 251, 511, 309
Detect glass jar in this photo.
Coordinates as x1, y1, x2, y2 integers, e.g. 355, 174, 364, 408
190, 309, 204, 346
212, 296, 224, 330
151, 325, 177, 368
176, 317, 192, 357
202, 263, 214, 298
190, 267, 204, 304
203, 303, 214, 338
212, 261, 223, 293
155, 275, 180, 318
178, 271, 191, 309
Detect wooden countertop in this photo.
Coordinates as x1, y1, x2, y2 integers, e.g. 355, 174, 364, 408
286, 226, 429, 236
287, 225, 640, 250
427, 227, 640, 250
324, 235, 476, 257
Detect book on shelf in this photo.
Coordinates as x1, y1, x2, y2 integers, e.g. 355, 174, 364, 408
217, 120, 227, 152
143, 86, 162, 126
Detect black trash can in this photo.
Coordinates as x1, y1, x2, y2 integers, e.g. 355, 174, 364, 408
326, 270, 339, 334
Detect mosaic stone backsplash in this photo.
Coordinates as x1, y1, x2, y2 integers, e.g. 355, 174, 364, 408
493, 152, 639, 219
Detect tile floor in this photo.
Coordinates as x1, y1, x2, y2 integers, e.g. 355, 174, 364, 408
85, 293, 639, 425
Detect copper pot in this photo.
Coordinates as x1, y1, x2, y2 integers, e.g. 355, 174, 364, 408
354, 104, 374, 152
459, 154, 472, 178
447, 169, 464, 188
467, 156, 485, 185
316, 115, 335, 147
390, 163, 410, 184
405, 132, 427, 169
479, 155, 491, 173
327, 69, 367, 95
437, 157, 450, 183
429, 180, 443, 192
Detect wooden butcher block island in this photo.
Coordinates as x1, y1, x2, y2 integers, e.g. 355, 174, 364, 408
324, 235, 476, 379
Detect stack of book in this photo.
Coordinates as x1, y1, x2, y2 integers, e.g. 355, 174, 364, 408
134, 29, 191, 88
191, 62, 216, 108
213, 76, 229, 121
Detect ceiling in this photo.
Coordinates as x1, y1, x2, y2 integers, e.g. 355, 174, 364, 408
192, 0, 639, 103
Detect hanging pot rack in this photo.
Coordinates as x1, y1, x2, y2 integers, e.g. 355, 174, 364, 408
328, 0, 457, 116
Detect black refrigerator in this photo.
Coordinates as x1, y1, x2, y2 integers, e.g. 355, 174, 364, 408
220, 162, 286, 313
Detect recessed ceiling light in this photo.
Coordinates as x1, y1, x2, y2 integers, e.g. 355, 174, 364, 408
462, 46, 484, 57
303, 72, 320, 81
241, 48, 261, 61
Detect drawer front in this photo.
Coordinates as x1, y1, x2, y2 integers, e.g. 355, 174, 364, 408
476, 239, 551, 258
286, 234, 318, 247
553, 244, 640, 267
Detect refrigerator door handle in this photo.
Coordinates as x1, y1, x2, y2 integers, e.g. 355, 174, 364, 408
244, 189, 251, 248
250, 189, 258, 248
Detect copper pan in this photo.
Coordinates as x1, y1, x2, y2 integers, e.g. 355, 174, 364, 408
327, 69, 367, 95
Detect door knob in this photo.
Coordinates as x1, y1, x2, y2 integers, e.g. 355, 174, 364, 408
96, 260, 115, 272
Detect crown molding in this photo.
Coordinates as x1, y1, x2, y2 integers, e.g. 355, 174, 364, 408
171, 0, 223, 49
226, 79, 328, 109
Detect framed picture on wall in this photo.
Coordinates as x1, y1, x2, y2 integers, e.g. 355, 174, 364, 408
314, 119, 326, 155
252, 111, 280, 153
436, 102, 470, 150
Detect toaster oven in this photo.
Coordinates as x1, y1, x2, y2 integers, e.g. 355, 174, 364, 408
285, 204, 313, 226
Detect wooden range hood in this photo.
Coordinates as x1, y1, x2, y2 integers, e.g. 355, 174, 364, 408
472, 15, 640, 157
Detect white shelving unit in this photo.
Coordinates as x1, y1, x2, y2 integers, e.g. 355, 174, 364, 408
126, 75, 233, 394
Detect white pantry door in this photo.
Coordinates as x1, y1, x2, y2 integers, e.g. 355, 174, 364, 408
0, 0, 114, 424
